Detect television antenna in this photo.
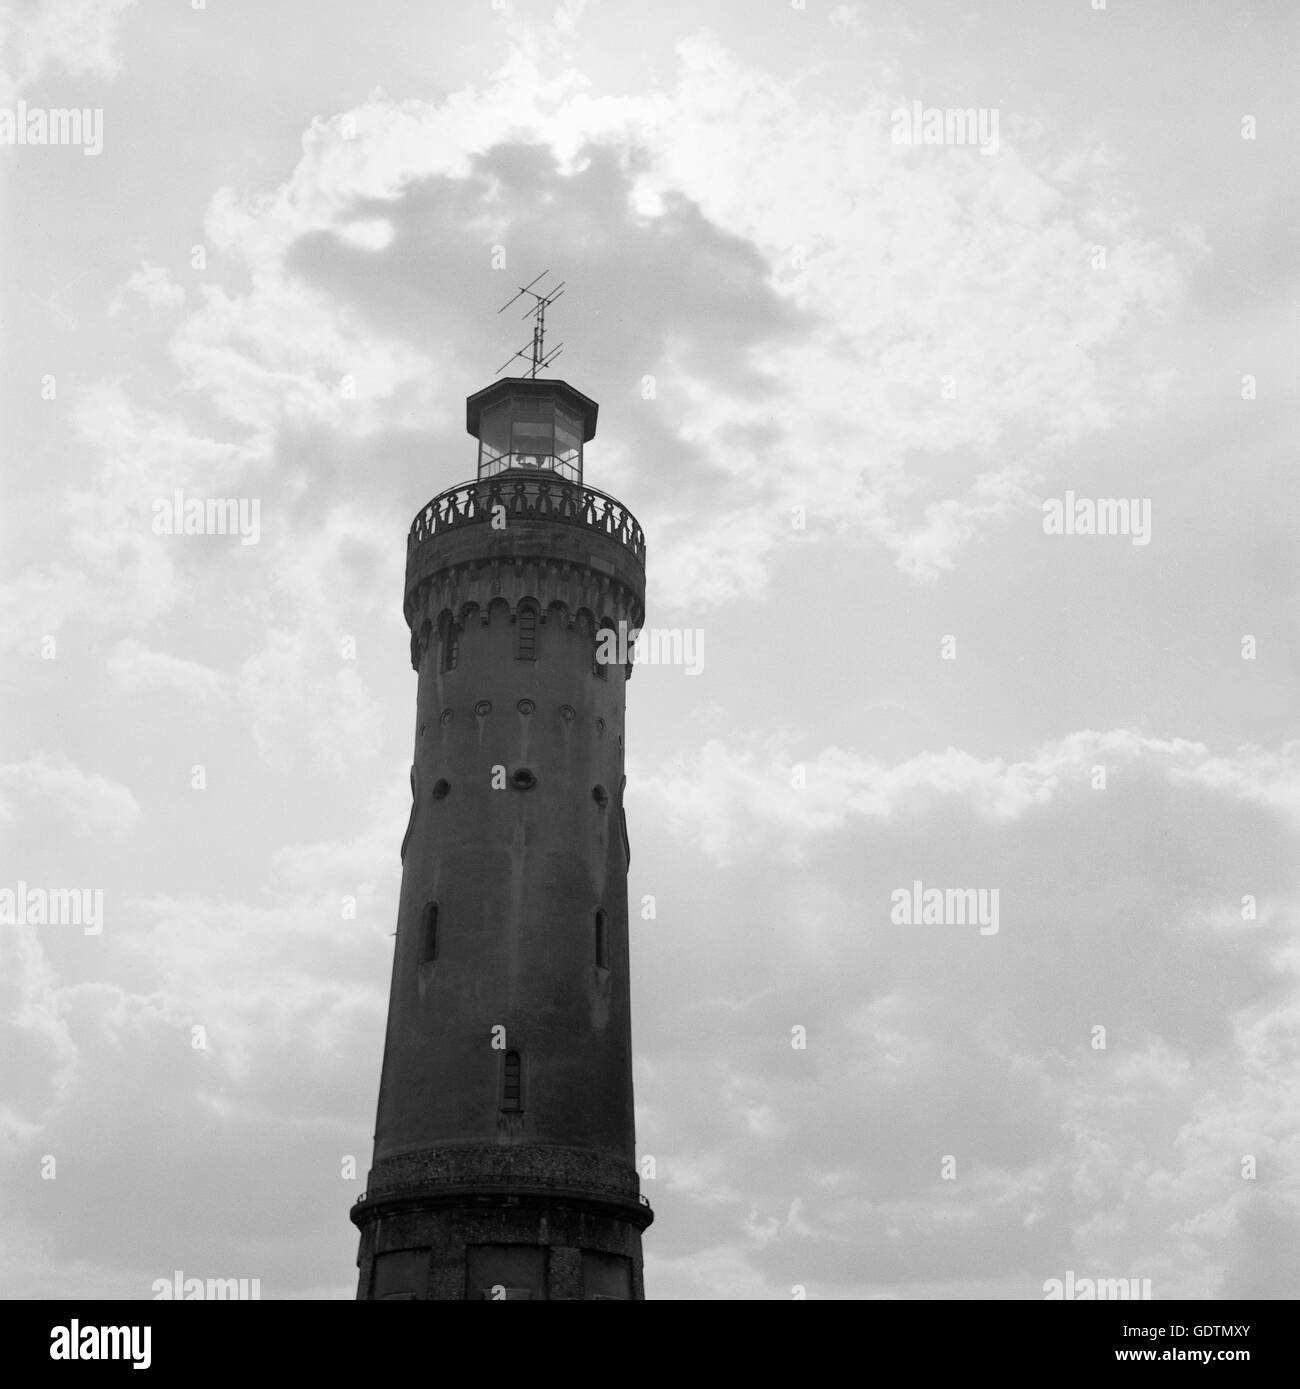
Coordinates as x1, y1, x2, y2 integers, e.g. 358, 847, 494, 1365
495, 270, 565, 378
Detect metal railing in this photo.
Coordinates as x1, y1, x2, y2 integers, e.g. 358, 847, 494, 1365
478, 450, 582, 484
409, 476, 646, 567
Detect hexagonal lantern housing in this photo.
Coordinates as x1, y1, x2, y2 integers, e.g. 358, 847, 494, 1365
467, 376, 599, 486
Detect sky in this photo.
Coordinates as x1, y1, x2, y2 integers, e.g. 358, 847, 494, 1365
1, 0, 1297, 1300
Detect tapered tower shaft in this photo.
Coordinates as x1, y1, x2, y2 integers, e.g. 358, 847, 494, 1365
351, 375, 652, 1300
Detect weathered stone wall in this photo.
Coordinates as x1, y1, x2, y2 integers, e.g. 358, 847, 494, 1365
353, 499, 651, 1299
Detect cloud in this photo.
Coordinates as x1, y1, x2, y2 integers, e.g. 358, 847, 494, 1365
626, 714, 1300, 1296
235, 628, 385, 768
0, 755, 141, 838
0, 0, 137, 105
636, 731, 1300, 864
0, 383, 265, 655
1171, 744, 1300, 830
106, 639, 229, 704
868, 465, 1039, 583
171, 276, 433, 439
109, 262, 185, 316
144, 28, 1189, 611
0, 922, 79, 1149
0, 762, 407, 1289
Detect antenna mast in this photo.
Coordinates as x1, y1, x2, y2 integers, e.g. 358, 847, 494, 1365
495, 270, 566, 378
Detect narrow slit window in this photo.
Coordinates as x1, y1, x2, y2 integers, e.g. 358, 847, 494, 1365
443, 625, 459, 672
421, 901, 438, 963
502, 1050, 522, 1112
594, 909, 609, 970
517, 607, 537, 661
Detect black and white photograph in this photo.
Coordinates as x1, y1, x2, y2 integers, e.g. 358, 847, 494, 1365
0, 0, 1295, 1346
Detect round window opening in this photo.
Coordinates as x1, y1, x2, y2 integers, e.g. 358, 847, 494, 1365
511, 768, 537, 791
474, 700, 492, 717
560, 704, 576, 722
432, 779, 451, 800
440, 709, 454, 725
517, 698, 535, 715
592, 784, 609, 807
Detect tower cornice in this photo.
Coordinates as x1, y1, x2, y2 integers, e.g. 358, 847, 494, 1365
404, 476, 647, 666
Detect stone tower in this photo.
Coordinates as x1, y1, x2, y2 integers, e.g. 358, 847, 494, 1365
350, 372, 653, 1300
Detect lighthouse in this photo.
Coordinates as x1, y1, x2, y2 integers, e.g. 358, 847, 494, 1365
350, 283, 652, 1299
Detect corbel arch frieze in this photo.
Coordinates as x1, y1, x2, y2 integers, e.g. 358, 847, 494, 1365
407, 558, 642, 657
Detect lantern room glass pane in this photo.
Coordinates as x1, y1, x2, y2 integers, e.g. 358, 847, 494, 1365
511, 420, 552, 447
478, 400, 511, 472
475, 392, 585, 483
510, 401, 553, 465
554, 405, 582, 478
554, 408, 581, 452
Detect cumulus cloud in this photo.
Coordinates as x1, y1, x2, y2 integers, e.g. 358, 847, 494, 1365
139, 29, 1185, 606
106, 639, 229, 704
109, 262, 185, 316
0, 755, 141, 838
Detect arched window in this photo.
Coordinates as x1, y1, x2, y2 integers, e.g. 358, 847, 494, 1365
442, 622, 459, 673
517, 606, 537, 661
594, 909, 609, 970
420, 902, 438, 963
593, 624, 612, 680
502, 1050, 522, 1113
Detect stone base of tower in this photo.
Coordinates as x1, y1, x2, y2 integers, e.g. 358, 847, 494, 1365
351, 1188, 651, 1300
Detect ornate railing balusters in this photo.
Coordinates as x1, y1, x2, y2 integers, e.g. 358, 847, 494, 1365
409, 476, 645, 565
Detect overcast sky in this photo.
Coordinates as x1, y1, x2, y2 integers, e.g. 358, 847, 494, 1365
1, 0, 1297, 1300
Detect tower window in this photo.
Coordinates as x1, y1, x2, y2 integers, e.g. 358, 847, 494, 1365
517, 607, 537, 660
594, 909, 609, 970
443, 625, 459, 672
502, 1050, 522, 1112
421, 902, 438, 963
